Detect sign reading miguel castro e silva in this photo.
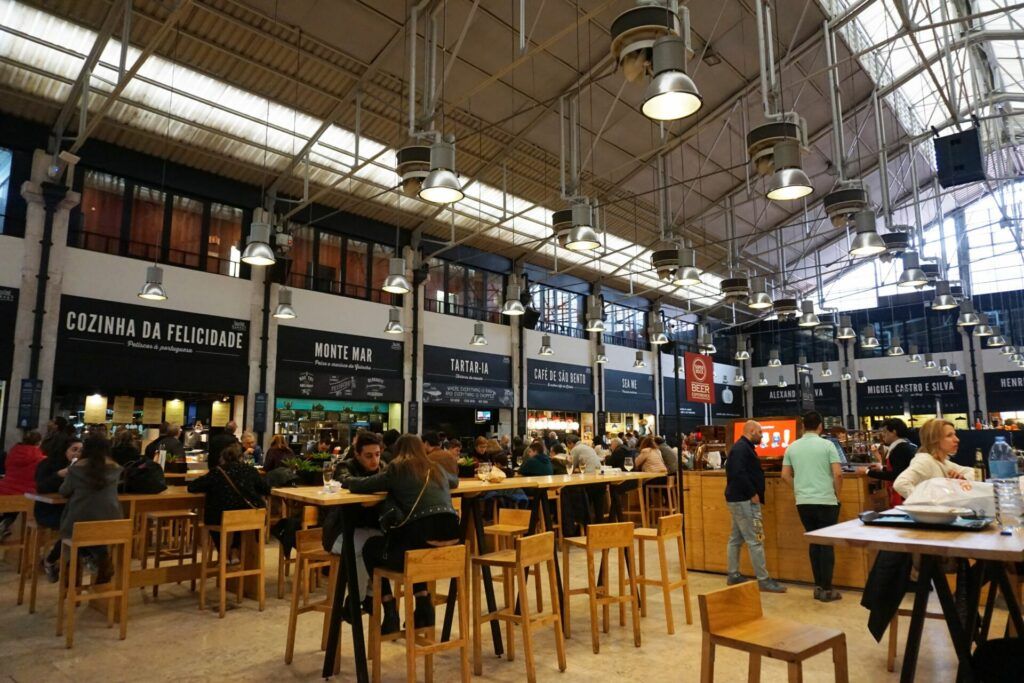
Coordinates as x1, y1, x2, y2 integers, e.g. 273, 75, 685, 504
276, 326, 403, 403
856, 375, 968, 414
604, 369, 656, 414
55, 295, 249, 393
527, 359, 594, 412
422, 346, 512, 407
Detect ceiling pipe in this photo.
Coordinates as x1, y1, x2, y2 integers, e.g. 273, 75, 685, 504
823, 18, 845, 182
871, 89, 891, 230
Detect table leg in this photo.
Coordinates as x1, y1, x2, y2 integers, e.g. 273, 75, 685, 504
469, 496, 504, 657
993, 561, 1024, 635
930, 558, 978, 683
322, 507, 366, 682
441, 499, 475, 642
900, 557, 935, 683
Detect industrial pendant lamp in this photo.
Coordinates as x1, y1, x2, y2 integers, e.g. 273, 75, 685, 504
840, 367, 852, 381
138, 264, 168, 301
939, 359, 951, 375
777, 375, 788, 388
923, 353, 937, 369
650, 319, 669, 345
758, 372, 768, 386
765, 139, 813, 201
735, 369, 745, 384
820, 362, 832, 378
470, 322, 487, 346
272, 287, 296, 319
564, 201, 601, 252
907, 344, 922, 363
384, 308, 404, 334
585, 295, 605, 332
501, 276, 525, 316
931, 280, 958, 310
698, 329, 716, 355
886, 336, 905, 356
595, 342, 608, 364
1010, 352, 1024, 363
956, 301, 980, 327
748, 276, 773, 309
973, 314, 994, 337
241, 211, 276, 266
672, 246, 702, 286
734, 336, 751, 361
835, 315, 856, 340
856, 370, 868, 384
1001, 344, 1016, 356
849, 210, 886, 257
768, 349, 782, 367
642, 35, 702, 121
950, 363, 962, 378
382, 258, 412, 295
988, 328, 1008, 347
797, 300, 820, 328
633, 350, 646, 368
539, 334, 554, 356
419, 137, 464, 204
861, 325, 879, 349
897, 250, 928, 288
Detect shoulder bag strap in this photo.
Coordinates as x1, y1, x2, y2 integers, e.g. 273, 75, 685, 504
217, 466, 258, 509
392, 472, 432, 530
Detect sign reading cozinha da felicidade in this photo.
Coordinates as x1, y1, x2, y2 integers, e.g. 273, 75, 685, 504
422, 345, 513, 407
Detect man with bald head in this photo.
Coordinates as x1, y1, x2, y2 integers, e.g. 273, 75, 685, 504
724, 420, 786, 592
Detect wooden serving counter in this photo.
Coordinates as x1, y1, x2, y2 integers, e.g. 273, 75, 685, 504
682, 470, 874, 588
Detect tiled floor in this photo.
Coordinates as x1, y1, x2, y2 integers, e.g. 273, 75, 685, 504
0, 540, 998, 682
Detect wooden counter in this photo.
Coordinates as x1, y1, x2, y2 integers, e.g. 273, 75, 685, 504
682, 470, 873, 588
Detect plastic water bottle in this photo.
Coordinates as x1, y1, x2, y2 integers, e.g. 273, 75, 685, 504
989, 436, 1017, 479
992, 478, 1024, 532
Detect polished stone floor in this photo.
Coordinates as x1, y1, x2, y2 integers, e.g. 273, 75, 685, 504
0, 540, 997, 682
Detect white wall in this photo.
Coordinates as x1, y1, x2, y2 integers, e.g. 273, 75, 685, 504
602, 341, 649, 372
523, 328, 589, 363
423, 310, 512, 354
0, 235, 23, 287
283, 286, 394, 337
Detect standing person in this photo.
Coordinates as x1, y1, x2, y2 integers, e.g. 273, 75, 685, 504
867, 418, 917, 506
36, 434, 80, 582
58, 436, 123, 580
144, 422, 169, 459
207, 421, 239, 469
0, 431, 45, 537
893, 419, 973, 499
781, 412, 843, 602
184, 420, 206, 450
262, 435, 294, 472
656, 435, 679, 475
725, 420, 786, 593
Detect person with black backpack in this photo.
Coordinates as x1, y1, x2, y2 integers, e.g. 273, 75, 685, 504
121, 447, 168, 494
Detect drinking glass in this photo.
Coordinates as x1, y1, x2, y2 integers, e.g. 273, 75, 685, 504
565, 460, 574, 476
477, 462, 492, 482
322, 463, 333, 491
624, 457, 634, 472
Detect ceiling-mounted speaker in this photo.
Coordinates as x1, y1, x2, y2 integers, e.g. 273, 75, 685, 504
921, 262, 940, 282
934, 127, 987, 188
661, 340, 678, 356
823, 182, 869, 228
878, 230, 910, 263
609, 3, 680, 82
521, 307, 541, 330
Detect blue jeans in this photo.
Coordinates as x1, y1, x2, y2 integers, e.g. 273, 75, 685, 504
726, 500, 770, 581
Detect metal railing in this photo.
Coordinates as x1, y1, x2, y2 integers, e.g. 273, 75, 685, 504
68, 229, 240, 277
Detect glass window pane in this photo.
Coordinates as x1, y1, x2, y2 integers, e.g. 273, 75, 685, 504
466, 267, 485, 317
168, 195, 203, 269
0, 148, 12, 234
79, 170, 123, 255
128, 185, 165, 262
318, 232, 342, 294
370, 243, 394, 303
485, 272, 503, 314
448, 264, 466, 313
289, 226, 315, 290
344, 238, 368, 298
425, 258, 445, 312
208, 203, 242, 277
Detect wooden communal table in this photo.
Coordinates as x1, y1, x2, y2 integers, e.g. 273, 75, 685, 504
806, 519, 1024, 683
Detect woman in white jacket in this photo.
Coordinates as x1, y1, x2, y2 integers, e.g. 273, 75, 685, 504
893, 418, 975, 500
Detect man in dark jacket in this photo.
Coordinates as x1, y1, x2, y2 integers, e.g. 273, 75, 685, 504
207, 421, 239, 470
725, 420, 786, 593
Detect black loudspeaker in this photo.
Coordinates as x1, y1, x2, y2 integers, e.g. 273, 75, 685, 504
661, 340, 677, 356
522, 307, 541, 330
934, 128, 987, 188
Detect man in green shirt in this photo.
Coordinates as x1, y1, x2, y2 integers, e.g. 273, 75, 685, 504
781, 411, 843, 602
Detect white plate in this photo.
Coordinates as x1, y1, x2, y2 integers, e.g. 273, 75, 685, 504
896, 504, 973, 525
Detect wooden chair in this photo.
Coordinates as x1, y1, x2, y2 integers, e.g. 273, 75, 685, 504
562, 522, 641, 653
198, 508, 267, 618
545, 490, 562, 544
698, 581, 848, 683
19, 517, 58, 612
644, 477, 680, 527
278, 504, 319, 599
284, 528, 342, 672
369, 544, 471, 683
484, 508, 543, 610
140, 509, 199, 598
0, 495, 30, 571
56, 519, 133, 648
620, 485, 648, 529
634, 512, 692, 634
471, 531, 566, 682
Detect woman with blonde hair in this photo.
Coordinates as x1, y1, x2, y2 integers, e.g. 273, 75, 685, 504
893, 419, 974, 499
635, 435, 668, 474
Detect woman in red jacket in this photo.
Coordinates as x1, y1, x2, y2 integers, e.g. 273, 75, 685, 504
0, 431, 45, 538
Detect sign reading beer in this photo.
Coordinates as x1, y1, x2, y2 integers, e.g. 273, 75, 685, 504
276, 326, 403, 402
684, 352, 715, 404
55, 295, 249, 393
527, 359, 593, 412
422, 346, 513, 407
604, 369, 656, 414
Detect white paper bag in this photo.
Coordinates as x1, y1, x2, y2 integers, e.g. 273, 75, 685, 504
903, 478, 995, 517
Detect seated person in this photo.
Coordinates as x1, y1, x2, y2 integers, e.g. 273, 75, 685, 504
59, 436, 123, 581
518, 440, 553, 476
188, 444, 269, 560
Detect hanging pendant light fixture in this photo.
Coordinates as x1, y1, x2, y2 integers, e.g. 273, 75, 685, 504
650, 319, 669, 345
820, 362, 832, 378
849, 210, 886, 257
384, 307, 404, 334
861, 325, 879, 349
698, 326, 716, 355
272, 287, 296, 319
768, 349, 782, 367
765, 139, 813, 201
470, 322, 487, 346
672, 246, 702, 286
923, 353, 937, 369
840, 367, 852, 381
241, 210, 276, 266
973, 314, 994, 337
758, 372, 768, 385
735, 368, 745, 385
595, 342, 608, 364
856, 370, 868, 384
956, 301, 980, 327
382, 257, 412, 295
1010, 352, 1024, 363
642, 34, 702, 121
1001, 344, 1016, 356
987, 329, 1008, 347
419, 137, 464, 204
585, 295, 605, 332
939, 359, 951, 374
886, 336, 905, 356
633, 351, 646, 368
931, 280, 958, 310
777, 375, 788, 388
564, 200, 601, 252
897, 250, 928, 288
835, 315, 856, 340
539, 334, 554, 356
734, 335, 751, 361
797, 300, 820, 328
138, 264, 168, 301
748, 276, 773, 309
950, 363, 962, 378
501, 279, 526, 316
907, 344, 922, 363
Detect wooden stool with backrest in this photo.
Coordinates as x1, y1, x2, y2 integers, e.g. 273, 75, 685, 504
484, 507, 544, 610
698, 580, 849, 683
198, 507, 267, 618
284, 527, 342, 673
20, 516, 58, 612
1, 495, 29, 575
545, 489, 562, 544
471, 531, 566, 682
278, 503, 319, 599
140, 509, 199, 598
562, 521, 641, 653
644, 476, 680, 527
633, 512, 692, 634
56, 519, 133, 648
369, 544, 471, 683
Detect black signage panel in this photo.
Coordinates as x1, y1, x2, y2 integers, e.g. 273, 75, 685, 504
276, 326, 404, 403
17, 378, 43, 429
407, 400, 419, 433
252, 392, 268, 434
422, 345, 513, 407
857, 376, 968, 415
984, 371, 1024, 412
662, 377, 703, 419
0, 286, 18, 378
55, 295, 249, 393
713, 381, 745, 419
516, 407, 527, 436
753, 382, 844, 417
526, 359, 594, 412
797, 369, 816, 413
605, 369, 656, 414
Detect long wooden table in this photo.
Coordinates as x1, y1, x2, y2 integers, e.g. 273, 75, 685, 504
806, 518, 1024, 682
273, 470, 660, 682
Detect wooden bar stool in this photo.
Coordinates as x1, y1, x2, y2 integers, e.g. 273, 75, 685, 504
484, 508, 543, 610
285, 528, 342, 672
56, 519, 133, 648
644, 477, 679, 527
620, 484, 648, 529
562, 521, 641, 653
19, 517, 58, 612
140, 509, 199, 597
278, 504, 319, 599
633, 512, 692, 634
471, 531, 566, 682
0, 495, 29, 570
545, 490, 562, 544
698, 581, 848, 683
198, 508, 267, 618
369, 544, 471, 683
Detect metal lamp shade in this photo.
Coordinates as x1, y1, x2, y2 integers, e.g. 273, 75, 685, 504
641, 36, 702, 121
539, 334, 554, 356
766, 166, 813, 201
820, 362, 832, 377
768, 349, 781, 367
748, 276, 772, 309
957, 301, 980, 327
886, 336, 905, 356
758, 373, 768, 385
470, 322, 487, 346
672, 247, 701, 286
138, 265, 168, 301
841, 367, 852, 381
836, 315, 857, 339
384, 308, 404, 334
777, 375, 788, 388
595, 343, 608, 364
908, 344, 922, 363
633, 350, 646, 368
973, 314, 994, 337
382, 257, 412, 294
272, 288, 296, 319
931, 280, 958, 310
241, 221, 276, 266
857, 371, 868, 383
797, 300, 820, 327
649, 320, 669, 345
897, 251, 928, 288
501, 283, 525, 316
861, 325, 879, 348
849, 210, 886, 257
419, 140, 464, 204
